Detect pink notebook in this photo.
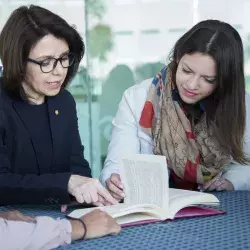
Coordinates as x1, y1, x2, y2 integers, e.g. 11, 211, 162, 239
121, 206, 226, 228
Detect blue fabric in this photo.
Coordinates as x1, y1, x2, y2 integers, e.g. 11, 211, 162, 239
0, 82, 91, 205
19, 100, 53, 174
1, 191, 249, 250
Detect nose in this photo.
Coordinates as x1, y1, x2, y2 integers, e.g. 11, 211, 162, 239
186, 75, 199, 90
52, 60, 65, 75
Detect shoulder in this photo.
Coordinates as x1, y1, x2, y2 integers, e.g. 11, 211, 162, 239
51, 88, 76, 108
123, 78, 152, 104
57, 88, 75, 102
124, 78, 152, 95
118, 78, 152, 120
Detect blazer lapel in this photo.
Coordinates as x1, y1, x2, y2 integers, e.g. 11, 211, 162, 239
12, 100, 39, 169
12, 101, 31, 134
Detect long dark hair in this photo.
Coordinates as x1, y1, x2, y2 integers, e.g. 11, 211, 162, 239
0, 5, 84, 99
168, 20, 248, 164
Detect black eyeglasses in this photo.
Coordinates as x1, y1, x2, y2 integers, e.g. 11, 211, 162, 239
27, 53, 75, 73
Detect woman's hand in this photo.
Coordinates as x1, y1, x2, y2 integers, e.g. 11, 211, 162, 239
202, 175, 234, 191
68, 175, 118, 206
70, 209, 121, 241
106, 174, 125, 202
0, 210, 35, 222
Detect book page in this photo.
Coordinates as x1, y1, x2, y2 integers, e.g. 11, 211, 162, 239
120, 154, 169, 210
67, 204, 128, 219
116, 213, 159, 225
167, 188, 219, 219
67, 203, 164, 222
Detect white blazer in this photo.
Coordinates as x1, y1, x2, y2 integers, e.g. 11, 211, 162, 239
100, 78, 250, 190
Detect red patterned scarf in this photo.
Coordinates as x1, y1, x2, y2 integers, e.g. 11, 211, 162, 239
139, 67, 231, 189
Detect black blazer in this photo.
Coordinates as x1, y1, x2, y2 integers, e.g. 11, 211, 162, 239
0, 84, 91, 205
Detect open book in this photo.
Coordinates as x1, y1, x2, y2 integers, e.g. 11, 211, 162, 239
68, 154, 223, 226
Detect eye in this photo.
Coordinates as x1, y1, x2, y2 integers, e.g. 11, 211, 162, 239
182, 67, 192, 74
204, 78, 216, 84
40, 59, 52, 66
61, 54, 69, 61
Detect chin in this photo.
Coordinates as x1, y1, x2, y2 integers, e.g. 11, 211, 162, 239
179, 94, 199, 104
46, 89, 61, 97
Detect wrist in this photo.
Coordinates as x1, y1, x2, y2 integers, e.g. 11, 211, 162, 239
70, 219, 86, 241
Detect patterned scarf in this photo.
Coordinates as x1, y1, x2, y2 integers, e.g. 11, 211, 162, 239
139, 67, 231, 189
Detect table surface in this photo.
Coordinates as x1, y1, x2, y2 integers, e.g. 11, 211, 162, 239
1, 191, 250, 250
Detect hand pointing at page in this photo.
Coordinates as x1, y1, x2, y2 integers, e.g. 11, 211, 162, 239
106, 174, 126, 202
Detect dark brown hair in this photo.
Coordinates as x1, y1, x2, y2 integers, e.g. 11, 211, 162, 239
0, 5, 84, 99
168, 20, 248, 164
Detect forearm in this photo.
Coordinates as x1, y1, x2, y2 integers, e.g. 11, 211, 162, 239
100, 162, 120, 187
0, 217, 72, 249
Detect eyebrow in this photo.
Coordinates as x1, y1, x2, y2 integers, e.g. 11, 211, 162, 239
182, 62, 216, 78
35, 50, 70, 60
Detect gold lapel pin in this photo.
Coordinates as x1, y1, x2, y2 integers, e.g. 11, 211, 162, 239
55, 109, 59, 115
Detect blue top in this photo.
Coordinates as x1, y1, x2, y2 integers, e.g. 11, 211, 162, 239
19, 100, 53, 174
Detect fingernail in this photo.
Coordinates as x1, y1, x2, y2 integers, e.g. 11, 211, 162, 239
119, 184, 123, 189
61, 205, 67, 212
121, 193, 125, 197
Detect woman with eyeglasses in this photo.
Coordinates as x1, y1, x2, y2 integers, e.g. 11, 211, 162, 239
0, 5, 118, 209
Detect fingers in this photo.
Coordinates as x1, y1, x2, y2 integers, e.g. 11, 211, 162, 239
111, 174, 123, 189
92, 202, 104, 207
19, 214, 35, 222
207, 179, 221, 191
74, 189, 85, 204
97, 195, 111, 206
203, 174, 221, 191
97, 183, 118, 205
70, 176, 120, 205
110, 224, 121, 235
215, 184, 224, 191
81, 210, 121, 239
89, 189, 99, 203
61, 200, 81, 213
203, 178, 215, 191
203, 176, 234, 192
106, 174, 125, 200
82, 191, 92, 204
215, 179, 234, 191
109, 191, 123, 201
13, 211, 35, 222
61, 205, 68, 212
107, 181, 125, 199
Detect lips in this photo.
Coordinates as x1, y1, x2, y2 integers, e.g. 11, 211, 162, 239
46, 81, 60, 86
183, 88, 197, 97
46, 81, 62, 90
